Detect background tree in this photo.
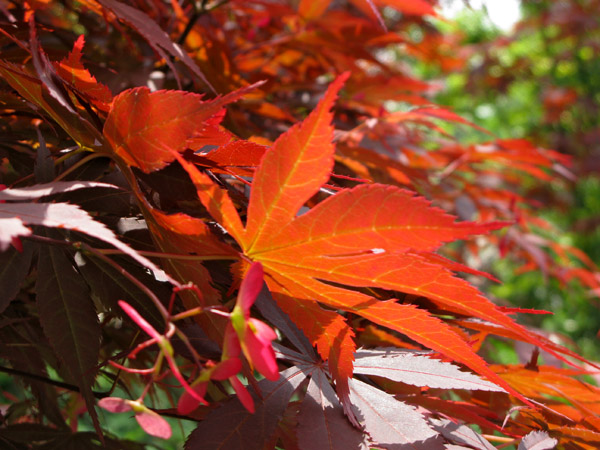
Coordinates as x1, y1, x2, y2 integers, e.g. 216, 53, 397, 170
424, 0, 600, 359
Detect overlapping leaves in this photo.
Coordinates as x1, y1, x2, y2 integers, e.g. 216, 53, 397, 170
172, 73, 560, 403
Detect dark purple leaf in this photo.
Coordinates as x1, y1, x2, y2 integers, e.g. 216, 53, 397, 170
518, 431, 558, 450
0, 322, 65, 428
273, 343, 313, 366
76, 252, 167, 330
349, 379, 441, 449
354, 349, 504, 392
185, 366, 307, 450
0, 424, 70, 443
297, 369, 368, 450
29, 16, 77, 115
430, 419, 495, 450
0, 241, 34, 314
35, 235, 101, 434
96, 0, 214, 92
255, 285, 316, 360
34, 127, 54, 183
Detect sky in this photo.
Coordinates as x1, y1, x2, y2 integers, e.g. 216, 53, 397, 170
440, 0, 522, 31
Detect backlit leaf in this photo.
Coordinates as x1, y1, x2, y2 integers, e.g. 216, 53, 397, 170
375, 0, 437, 16
298, 0, 333, 19
252, 184, 506, 254
243, 72, 350, 252
104, 83, 262, 173
194, 140, 268, 176
178, 74, 531, 402
54, 35, 113, 111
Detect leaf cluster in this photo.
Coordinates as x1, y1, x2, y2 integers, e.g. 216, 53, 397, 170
0, 1, 599, 449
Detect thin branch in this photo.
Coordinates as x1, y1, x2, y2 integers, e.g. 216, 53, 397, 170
0, 364, 203, 422
0, 364, 108, 399
96, 248, 239, 262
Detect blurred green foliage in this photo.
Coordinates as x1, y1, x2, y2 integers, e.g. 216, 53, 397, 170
418, 0, 600, 360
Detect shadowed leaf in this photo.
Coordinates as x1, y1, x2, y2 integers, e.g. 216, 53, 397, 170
185, 366, 307, 450
35, 234, 101, 435
96, 0, 214, 92
297, 369, 368, 450
0, 241, 34, 313
0, 61, 102, 147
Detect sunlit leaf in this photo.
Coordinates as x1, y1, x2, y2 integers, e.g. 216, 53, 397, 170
518, 430, 558, 450
354, 348, 504, 392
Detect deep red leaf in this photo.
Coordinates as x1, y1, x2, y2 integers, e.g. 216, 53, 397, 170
104, 83, 262, 173
194, 140, 268, 176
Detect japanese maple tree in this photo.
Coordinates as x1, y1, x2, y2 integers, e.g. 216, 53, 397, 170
0, 1, 599, 449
